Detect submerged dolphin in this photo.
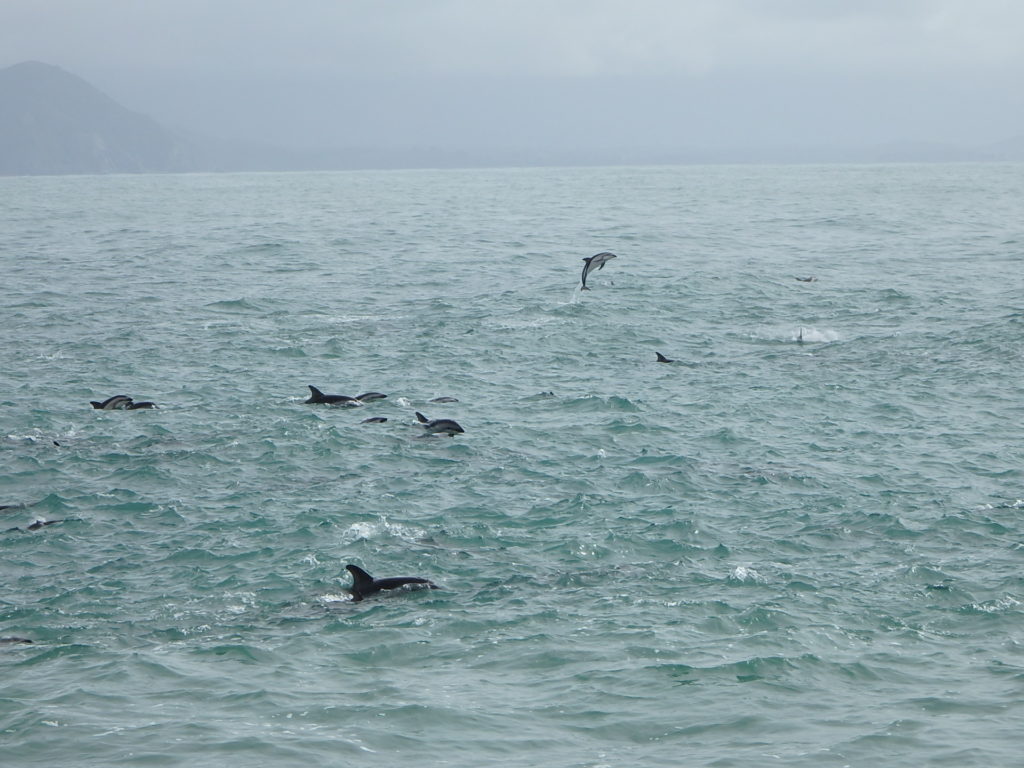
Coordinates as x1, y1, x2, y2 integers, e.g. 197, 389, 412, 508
305, 386, 386, 406
415, 411, 465, 436
90, 395, 157, 410
345, 564, 438, 602
655, 352, 674, 363
360, 416, 388, 424
4, 518, 71, 534
580, 251, 617, 290
354, 392, 388, 402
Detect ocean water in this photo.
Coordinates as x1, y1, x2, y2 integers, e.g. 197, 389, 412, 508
1, 163, 1023, 767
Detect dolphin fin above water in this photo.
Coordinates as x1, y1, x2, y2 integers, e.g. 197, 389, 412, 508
306, 385, 359, 405
655, 352, 674, 363
415, 411, 465, 436
345, 564, 437, 601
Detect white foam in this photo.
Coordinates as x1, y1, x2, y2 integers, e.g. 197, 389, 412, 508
339, 516, 425, 543
729, 565, 766, 583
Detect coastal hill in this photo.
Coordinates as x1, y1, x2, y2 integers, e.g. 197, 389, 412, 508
0, 61, 196, 175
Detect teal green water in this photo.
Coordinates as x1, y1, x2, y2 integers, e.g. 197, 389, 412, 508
2, 164, 1023, 767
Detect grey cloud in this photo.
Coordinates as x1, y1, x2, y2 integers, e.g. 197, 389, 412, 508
2, 0, 1022, 162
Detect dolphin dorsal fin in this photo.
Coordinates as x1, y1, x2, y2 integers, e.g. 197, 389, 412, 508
308, 385, 325, 401
346, 564, 374, 590
415, 412, 430, 424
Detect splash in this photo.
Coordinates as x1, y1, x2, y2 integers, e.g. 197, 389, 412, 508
794, 326, 839, 343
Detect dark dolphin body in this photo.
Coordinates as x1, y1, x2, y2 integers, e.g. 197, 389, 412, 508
580, 251, 617, 290
656, 352, 674, 363
345, 564, 437, 602
306, 386, 360, 405
90, 395, 133, 410
306, 386, 386, 405
90, 395, 157, 410
429, 396, 459, 403
0, 637, 33, 645
360, 417, 388, 424
27, 519, 63, 530
415, 411, 465, 436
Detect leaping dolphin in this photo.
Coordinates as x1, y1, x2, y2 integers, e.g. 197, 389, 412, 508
580, 251, 617, 290
415, 411, 465, 436
345, 564, 438, 602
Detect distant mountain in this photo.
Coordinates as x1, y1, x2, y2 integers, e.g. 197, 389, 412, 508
0, 61, 196, 175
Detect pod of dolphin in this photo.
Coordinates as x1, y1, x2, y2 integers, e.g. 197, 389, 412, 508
6, 251, 772, 605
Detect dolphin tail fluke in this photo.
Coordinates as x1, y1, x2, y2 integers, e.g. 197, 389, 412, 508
415, 412, 430, 424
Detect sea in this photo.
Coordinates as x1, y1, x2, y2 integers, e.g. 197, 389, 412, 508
1, 163, 1023, 767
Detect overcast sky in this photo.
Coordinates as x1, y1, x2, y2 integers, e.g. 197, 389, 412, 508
3, 0, 1023, 156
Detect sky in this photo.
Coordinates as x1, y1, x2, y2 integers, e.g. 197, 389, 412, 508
3, 0, 1024, 159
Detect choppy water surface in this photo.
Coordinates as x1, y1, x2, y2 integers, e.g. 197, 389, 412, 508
2, 164, 1023, 767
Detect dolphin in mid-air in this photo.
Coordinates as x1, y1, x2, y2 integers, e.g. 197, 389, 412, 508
580, 251, 617, 290
345, 564, 438, 602
415, 411, 464, 436
305, 386, 387, 406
